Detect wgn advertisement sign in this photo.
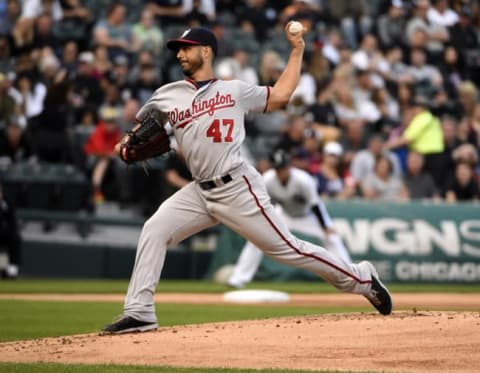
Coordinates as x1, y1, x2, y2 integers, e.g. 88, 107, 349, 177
327, 200, 480, 283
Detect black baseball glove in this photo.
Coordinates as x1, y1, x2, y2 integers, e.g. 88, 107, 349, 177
119, 110, 171, 165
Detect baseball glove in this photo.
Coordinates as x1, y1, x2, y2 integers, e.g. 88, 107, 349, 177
119, 110, 171, 165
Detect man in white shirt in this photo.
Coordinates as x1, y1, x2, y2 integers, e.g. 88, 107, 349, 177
427, 0, 459, 27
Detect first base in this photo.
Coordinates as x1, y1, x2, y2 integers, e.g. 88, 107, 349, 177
223, 289, 290, 303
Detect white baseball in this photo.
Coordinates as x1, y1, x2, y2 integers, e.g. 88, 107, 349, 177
288, 21, 303, 35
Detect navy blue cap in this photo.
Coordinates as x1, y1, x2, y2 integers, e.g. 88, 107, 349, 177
167, 27, 218, 55
270, 149, 291, 169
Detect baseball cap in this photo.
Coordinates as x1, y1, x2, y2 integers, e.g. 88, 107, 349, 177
323, 141, 343, 156
114, 54, 129, 66
166, 27, 218, 55
460, 6, 473, 18
79, 51, 94, 64
100, 106, 120, 122
270, 149, 291, 169
392, 0, 403, 7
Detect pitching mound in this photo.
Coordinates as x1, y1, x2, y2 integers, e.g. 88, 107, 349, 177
1, 311, 479, 372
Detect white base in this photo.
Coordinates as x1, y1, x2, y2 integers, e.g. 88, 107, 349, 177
223, 289, 290, 303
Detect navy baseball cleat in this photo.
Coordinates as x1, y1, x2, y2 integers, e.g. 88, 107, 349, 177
100, 315, 158, 335
362, 261, 393, 315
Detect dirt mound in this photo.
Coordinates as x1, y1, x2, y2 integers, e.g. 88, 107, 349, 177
1, 311, 479, 372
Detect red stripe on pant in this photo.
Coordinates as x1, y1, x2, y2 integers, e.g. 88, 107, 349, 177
242, 176, 371, 285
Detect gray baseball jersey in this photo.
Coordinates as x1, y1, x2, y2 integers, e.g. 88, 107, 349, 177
136, 79, 269, 181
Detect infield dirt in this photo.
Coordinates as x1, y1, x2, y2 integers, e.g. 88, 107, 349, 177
0, 293, 479, 372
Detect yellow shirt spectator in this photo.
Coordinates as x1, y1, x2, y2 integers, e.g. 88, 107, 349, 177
403, 111, 444, 154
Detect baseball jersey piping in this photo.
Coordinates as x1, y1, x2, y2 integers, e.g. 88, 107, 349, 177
263, 86, 271, 113
242, 175, 372, 285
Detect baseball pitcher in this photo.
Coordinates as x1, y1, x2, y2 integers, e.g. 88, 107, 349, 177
101, 24, 392, 334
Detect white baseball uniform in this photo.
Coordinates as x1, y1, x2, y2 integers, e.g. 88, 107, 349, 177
228, 167, 352, 288
124, 78, 375, 323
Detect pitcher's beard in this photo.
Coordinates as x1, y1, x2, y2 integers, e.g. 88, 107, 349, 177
181, 57, 204, 77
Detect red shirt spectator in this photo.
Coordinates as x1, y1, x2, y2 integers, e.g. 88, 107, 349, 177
84, 119, 121, 156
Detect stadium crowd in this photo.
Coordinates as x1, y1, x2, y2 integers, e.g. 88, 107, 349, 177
0, 0, 480, 211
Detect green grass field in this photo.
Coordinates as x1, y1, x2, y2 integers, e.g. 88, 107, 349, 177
1, 279, 479, 294
1, 279, 478, 373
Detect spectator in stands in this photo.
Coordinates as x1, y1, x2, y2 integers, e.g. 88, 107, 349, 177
275, 114, 308, 154
132, 7, 164, 55
321, 28, 344, 66
186, 0, 216, 26
60, 40, 79, 76
0, 0, 21, 36
438, 46, 466, 99
83, 106, 122, 204
446, 161, 480, 202
451, 143, 479, 170
404, 151, 439, 200
71, 51, 103, 113
457, 80, 477, 120
307, 79, 339, 141
258, 49, 285, 86
291, 64, 316, 106
352, 69, 382, 124
15, 72, 46, 126
57, 0, 91, 49
371, 86, 401, 134
328, 0, 372, 49
471, 103, 480, 146
0, 115, 32, 165
11, 16, 34, 55
148, 0, 187, 26
37, 47, 61, 83
361, 154, 408, 201
333, 81, 378, 127
238, 0, 278, 42
92, 45, 112, 76
448, 6, 479, 61
93, 3, 132, 60
427, 0, 459, 27
406, 0, 449, 58
0, 35, 14, 74
0, 72, 20, 124
209, 19, 234, 58
386, 95, 446, 188
163, 150, 192, 199
32, 13, 59, 51
34, 68, 73, 163
339, 119, 368, 165
0, 182, 22, 279
351, 34, 389, 81
406, 48, 443, 95
109, 54, 130, 100
350, 134, 402, 191
20, 0, 63, 21
376, 0, 406, 49
315, 141, 355, 199
129, 62, 161, 105
128, 50, 161, 89
231, 49, 258, 85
